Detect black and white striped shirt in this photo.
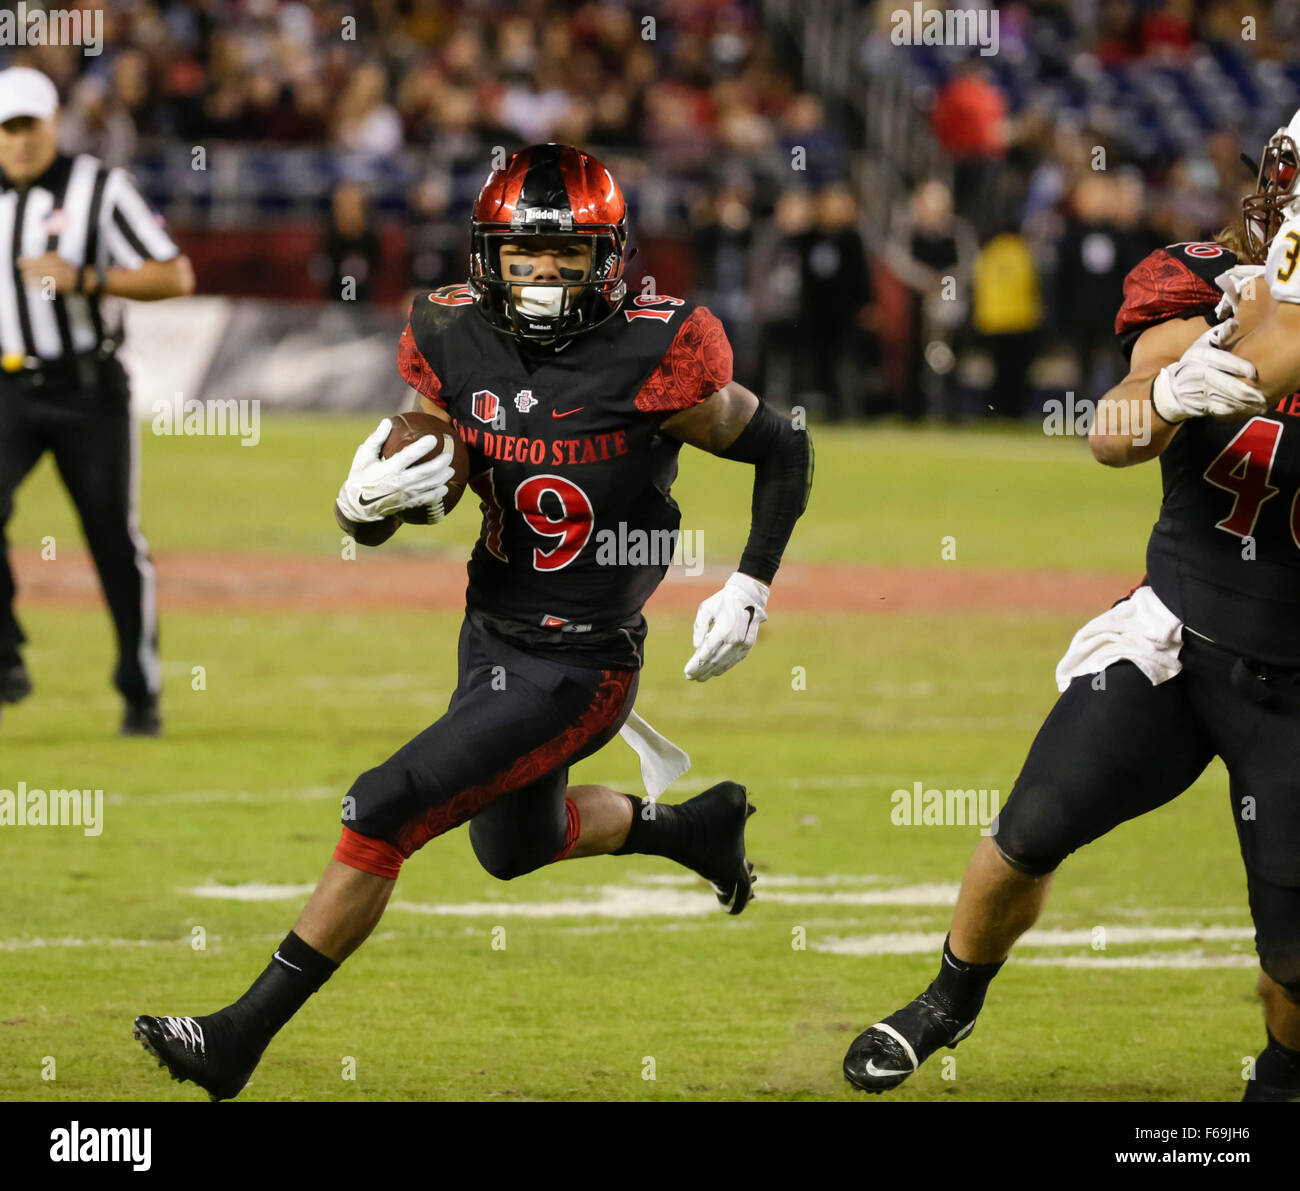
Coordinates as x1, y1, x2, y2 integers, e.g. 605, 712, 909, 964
0, 151, 178, 364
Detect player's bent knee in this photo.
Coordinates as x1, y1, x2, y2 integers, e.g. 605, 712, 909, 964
989, 832, 1060, 878
469, 824, 558, 882
1259, 946, 1300, 1003
470, 844, 543, 882
989, 792, 1069, 877
475, 855, 532, 882
342, 760, 443, 846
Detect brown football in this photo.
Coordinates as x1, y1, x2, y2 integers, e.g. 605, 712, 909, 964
381, 411, 471, 524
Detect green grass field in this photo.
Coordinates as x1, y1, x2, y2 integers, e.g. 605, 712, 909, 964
0, 416, 1259, 1102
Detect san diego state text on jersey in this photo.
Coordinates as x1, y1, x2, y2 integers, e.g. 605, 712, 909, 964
398, 285, 733, 668
1116, 240, 1300, 665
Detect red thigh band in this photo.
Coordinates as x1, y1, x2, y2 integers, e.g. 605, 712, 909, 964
334, 825, 405, 879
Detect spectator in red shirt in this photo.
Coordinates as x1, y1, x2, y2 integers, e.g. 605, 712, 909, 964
931, 63, 1007, 237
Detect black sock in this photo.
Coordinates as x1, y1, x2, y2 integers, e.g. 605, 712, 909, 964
613, 794, 691, 863
219, 931, 339, 1052
1255, 1030, 1300, 1090
927, 934, 1005, 1022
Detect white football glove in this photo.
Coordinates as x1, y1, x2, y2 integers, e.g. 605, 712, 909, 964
684, 572, 770, 682
1214, 264, 1266, 319
336, 417, 456, 523
1151, 319, 1268, 423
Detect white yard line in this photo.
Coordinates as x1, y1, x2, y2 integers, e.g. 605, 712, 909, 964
813, 925, 1256, 956
184, 882, 317, 900
175, 879, 962, 916
126, 789, 337, 805
626, 873, 896, 887
1018, 954, 1258, 969
0, 936, 187, 951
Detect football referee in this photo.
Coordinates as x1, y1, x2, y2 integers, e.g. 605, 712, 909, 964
0, 67, 194, 735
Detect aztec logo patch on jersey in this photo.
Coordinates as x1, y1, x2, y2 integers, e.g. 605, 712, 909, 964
472, 390, 502, 423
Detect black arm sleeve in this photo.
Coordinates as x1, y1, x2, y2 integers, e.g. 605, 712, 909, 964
334, 502, 401, 548
717, 401, 814, 584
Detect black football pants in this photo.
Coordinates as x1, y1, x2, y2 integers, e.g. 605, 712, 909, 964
340, 616, 637, 879
992, 637, 1300, 993
0, 363, 160, 704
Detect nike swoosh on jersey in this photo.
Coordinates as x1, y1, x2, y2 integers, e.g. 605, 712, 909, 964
552, 407, 583, 418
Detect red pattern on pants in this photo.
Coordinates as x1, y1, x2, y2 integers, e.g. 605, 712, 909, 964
334, 668, 634, 877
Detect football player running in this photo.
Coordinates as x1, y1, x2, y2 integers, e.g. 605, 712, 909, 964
133, 145, 813, 1100
844, 118, 1300, 1102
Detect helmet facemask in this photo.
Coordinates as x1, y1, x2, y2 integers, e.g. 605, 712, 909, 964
1243, 130, 1300, 262
470, 220, 628, 343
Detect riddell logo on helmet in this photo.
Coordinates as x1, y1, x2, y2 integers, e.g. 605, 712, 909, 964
514, 207, 573, 229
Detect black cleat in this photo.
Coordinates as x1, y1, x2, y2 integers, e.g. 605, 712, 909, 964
843, 990, 976, 1093
676, 781, 757, 915
1, 662, 32, 704
132, 1014, 260, 1101
121, 698, 162, 737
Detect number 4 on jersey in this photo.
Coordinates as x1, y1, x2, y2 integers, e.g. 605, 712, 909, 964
1203, 417, 1282, 538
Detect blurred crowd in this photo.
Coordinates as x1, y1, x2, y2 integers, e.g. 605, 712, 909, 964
9, 0, 1300, 421
17, 0, 841, 167
854, 0, 1300, 421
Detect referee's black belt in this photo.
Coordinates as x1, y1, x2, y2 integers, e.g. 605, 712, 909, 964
0, 349, 116, 390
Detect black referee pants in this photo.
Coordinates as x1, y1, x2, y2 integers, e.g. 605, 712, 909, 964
0, 359, 160, 704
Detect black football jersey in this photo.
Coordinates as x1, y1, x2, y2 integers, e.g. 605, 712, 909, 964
1115, 240, 1300, 665
397, 285, 734, 669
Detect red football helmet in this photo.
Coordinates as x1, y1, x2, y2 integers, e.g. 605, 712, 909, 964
469, 143, 629, 341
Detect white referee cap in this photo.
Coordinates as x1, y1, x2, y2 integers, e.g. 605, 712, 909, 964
0, 67, 59, 124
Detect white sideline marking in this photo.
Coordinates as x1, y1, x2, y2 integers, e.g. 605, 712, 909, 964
756, 886, 959, 907
813, 925, 1255, 957
185, 882, 317, 901
0, 936, 189, 951
177, 879, 961, 917
1020, 953, 1258, 970
628, 873, 894, 887
132, 788, 336, 805
170, 882, 1255, 959
391, 889, 720, 919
